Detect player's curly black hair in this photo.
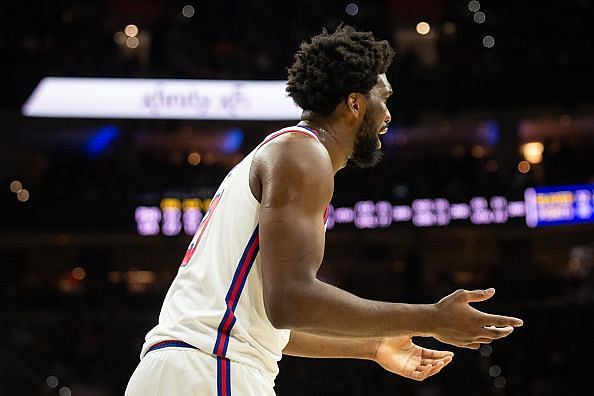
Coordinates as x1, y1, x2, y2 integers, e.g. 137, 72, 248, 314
287, 24, 395, 116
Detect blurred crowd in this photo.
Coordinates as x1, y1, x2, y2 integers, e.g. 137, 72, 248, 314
1, 1, 593, 231
2, 123, 593, 232
2, 235, 593, 395
1, 0, 593, 114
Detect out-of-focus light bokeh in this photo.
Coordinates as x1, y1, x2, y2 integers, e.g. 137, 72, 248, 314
182, 5, 195, 18
416, 21, 431, 35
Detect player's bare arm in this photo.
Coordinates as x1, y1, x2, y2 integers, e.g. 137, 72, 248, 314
255, 134, 523, 346
284, 331, 453, 381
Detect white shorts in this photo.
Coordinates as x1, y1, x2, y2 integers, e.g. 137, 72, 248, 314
125, 347, 276, 396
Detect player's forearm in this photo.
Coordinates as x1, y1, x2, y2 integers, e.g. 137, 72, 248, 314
283, 330, 380, 360
267, 278, 434, 338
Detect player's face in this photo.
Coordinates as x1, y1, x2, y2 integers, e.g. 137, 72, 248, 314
351, 74, 392, 168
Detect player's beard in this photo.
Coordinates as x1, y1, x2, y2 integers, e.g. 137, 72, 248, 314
351, 111, 383, 168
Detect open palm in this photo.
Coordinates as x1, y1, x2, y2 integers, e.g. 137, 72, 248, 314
374, 335, 454, 381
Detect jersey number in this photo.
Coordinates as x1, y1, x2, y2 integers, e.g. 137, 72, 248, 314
180, 192, 223, 267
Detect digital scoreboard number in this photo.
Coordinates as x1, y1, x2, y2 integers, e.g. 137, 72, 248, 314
135, 196, 527, 236
525, 184, 594, 228
135, 183, 594, 236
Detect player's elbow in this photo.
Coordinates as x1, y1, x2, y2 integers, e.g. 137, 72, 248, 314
264, 301, 290, 329
263, 288, 293, 329
263, 282, 310, 330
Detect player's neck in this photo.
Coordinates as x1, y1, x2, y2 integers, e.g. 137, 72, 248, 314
298, 115, 354, 173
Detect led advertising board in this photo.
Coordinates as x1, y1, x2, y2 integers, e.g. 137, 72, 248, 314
525, 184, 594, 228
22, 77, 302, 120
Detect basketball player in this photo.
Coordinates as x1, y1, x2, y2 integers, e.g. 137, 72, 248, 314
126, 25, 523, 395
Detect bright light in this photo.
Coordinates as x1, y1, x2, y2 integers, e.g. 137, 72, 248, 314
494, 376, 506, 388
46, 376, 59, 389
471, 145, 485, 158
518, 160, 531, 173
113, 31, 126, 45
489, 365, 502, 377
126, 270, 155, 284
23, 77, 302, 120
473, 11, 486, 23
480, 344, 493, 357
59, 387, 72, 396
87, 125, 119, 156
17, 189, 30, 202
522, 142, 544, 164
483, 35, 495, 48
160, 198, 181, 210
222, 128, 244, 153
124, 24, 138, 37
182, 5, 195, 18
416, 22, 431, 35
468, 1, 481, 12
72, 267, 86, 280
188, 152, 201, 165
10, 180, 22, 193
346, 3, 359, 16
126, 36, 140, 49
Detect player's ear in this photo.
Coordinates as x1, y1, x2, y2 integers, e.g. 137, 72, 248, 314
346, 93, 366, 120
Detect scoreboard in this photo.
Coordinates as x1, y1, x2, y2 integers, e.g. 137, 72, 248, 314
525, 184, 594, 228
134, 195, 527, 236
135, 183, 594, 236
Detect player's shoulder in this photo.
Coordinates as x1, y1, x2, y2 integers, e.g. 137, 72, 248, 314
256, 129, 332, 175
255, 130, 333, 206
253, 129, 334, 202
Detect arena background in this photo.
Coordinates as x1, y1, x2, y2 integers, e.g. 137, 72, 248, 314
1, 1, 593, 395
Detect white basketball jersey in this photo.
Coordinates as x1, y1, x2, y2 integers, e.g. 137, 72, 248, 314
141, 126, 321, 379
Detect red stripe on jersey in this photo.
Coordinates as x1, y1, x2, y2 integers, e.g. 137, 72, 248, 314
212, 227, 259, 358
226, 234, 259, 308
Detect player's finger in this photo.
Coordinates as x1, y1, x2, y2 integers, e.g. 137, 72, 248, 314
462, 288, 495, 303
426, 361, 447, 378
412, 364, 432, 381
461, 343, 481, 350
421, 348, 454, 359
421, 355, 453, 366
420, 359, 440, 366
421, 355, 453, 365
417, 361, 447, 380
481, 325, 514, 339
442, 355, 453, 365
482, 314, 524, 328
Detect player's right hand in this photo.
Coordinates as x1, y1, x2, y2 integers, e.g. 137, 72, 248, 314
429, 288, 523, 349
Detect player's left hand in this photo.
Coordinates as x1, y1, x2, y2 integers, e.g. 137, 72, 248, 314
373, 335, 454, 381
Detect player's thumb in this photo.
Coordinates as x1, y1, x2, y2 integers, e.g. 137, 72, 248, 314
462, 288, 495, 303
